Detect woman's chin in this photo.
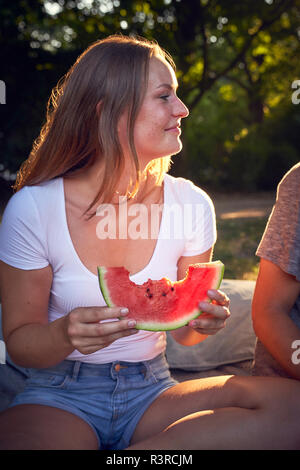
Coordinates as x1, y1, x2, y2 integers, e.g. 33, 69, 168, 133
170, 141, 183, 156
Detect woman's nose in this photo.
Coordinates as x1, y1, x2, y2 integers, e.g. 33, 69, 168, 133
174, 97, 189, 118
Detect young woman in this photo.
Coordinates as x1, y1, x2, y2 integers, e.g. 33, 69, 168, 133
0, 35, 299, 450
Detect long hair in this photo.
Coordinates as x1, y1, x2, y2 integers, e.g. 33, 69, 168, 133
14, 35, 175, 215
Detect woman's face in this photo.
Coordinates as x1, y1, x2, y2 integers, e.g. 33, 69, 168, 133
119, 56, 189, 168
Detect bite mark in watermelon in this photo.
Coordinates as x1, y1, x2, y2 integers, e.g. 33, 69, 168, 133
97, 261, 224, 331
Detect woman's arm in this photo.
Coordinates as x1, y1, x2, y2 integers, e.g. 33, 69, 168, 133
0, 261, 138, 368
252, 258, 300, 380
171, 248, 230, 346
0, 261, 74, 368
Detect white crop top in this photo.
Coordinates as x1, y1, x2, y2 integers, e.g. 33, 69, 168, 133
0, 174, 217, 363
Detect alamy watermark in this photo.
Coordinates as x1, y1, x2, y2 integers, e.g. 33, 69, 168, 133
0, 80, 6, 104
291, 340, 300, 365
0, 340, 6, 364
95, 199, 205, 240
291, 79, 300, 105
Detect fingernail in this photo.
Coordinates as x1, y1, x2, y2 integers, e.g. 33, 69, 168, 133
130, 329, 138, 334
207, 290, 214, 296
198, 302, 206, 309
189, 320, 196, 327
128, 320, 136, 327
120, 308, 129, 315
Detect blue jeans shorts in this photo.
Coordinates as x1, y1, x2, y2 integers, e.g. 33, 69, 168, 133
8, 353, 178, 450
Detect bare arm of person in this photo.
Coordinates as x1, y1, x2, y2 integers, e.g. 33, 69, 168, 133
170, 248, 230, 346
252, 258, 300, 380
0, 261, 138, 369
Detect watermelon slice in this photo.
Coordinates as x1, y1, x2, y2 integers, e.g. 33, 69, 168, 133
97, 261, 224, 331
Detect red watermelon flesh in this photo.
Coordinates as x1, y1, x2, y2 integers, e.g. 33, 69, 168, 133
97, 261, 224, 331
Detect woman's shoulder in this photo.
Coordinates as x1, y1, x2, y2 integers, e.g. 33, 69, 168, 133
16, 177, 60, 200
3, 177, 62, 220
278, 162, 300, 196
164, 173, 214, 207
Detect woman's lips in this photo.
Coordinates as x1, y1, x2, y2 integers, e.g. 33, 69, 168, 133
165, 125, 181, 134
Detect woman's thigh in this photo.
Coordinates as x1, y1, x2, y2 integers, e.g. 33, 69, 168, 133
0, 404, 99, 450
130, 374, 300, 445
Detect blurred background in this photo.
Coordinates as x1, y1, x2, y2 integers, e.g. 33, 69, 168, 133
0, 0, 299, 279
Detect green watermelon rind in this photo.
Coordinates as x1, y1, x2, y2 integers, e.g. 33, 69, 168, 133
98, 266, 114, 308
97, 262, 224, 331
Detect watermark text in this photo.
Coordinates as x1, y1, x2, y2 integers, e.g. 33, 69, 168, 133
291, 79, 300, 105
0, 80, 6, 104
0, 340, 6, 364
95, 199, 205, 241
291, 339, 300, 365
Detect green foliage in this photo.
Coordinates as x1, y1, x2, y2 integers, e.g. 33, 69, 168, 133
213, 216, 269, 280
185, 94, 300, 191
0, 0, 299, 191
229, 105, 300, 191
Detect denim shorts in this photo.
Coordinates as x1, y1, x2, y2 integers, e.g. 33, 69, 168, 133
8, 353, 177, 450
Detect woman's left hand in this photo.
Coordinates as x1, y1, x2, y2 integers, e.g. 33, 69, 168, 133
188, 289, 230, 336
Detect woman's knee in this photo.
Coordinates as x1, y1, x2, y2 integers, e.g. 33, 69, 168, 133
225, 375, 300, 413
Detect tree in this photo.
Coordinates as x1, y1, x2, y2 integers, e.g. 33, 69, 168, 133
0, 0, 299, 190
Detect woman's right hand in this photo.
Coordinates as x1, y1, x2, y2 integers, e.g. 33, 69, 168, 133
65, 306, 137, 355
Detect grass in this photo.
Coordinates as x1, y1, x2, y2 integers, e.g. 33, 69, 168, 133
213, 216, 268, 280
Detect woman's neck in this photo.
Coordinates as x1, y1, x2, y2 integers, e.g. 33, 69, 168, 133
64, 159, 163, 211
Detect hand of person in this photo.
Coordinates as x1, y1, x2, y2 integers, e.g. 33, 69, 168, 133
188, 289, 230, 336
65, 307, 138, 355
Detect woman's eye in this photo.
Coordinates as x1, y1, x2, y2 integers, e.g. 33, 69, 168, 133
160, 95, 170, 101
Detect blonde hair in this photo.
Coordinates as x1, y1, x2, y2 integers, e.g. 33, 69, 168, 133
14, 35, 175, 215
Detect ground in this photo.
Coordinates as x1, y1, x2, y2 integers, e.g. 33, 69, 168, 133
213, 191, 275, 220
211, 191, 276, 280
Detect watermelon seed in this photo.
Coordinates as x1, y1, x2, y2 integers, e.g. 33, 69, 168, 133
171, 287, 174, 291
162, 292, 167, 296
145, 290, 153, 299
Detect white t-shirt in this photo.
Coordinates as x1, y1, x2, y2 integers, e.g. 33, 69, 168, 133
0, 173, 217, 363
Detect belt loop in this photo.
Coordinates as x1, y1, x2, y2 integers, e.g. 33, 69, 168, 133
142, 361, 152, 380
110, 362, 116, 379
71, 361, 81, 380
